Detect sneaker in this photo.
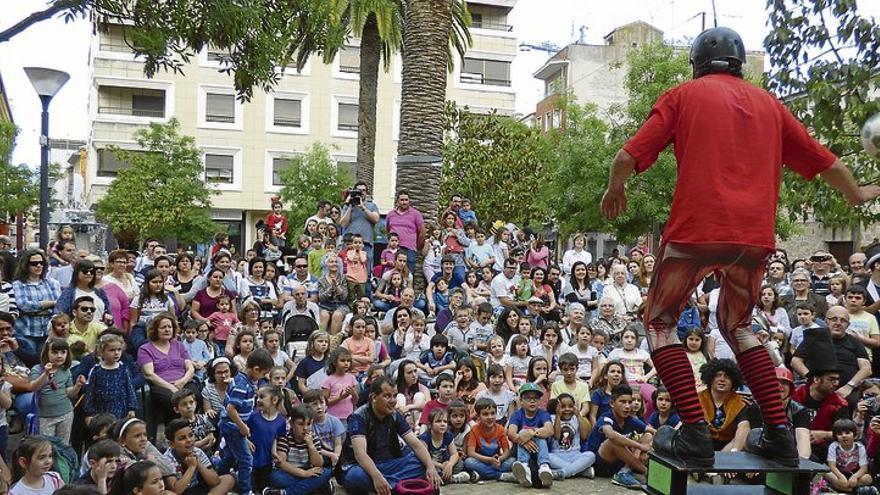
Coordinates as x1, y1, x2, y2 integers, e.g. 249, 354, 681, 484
511, 461, 532, 487
538, 464, 553, 488
857, 487, 880, 495
328, 478, 338, 495
451, 472, 471, 483
469, 470, 480, 483
551, 469, 565, 480
262, 490, 283, 495
581, 466, 595, 479
499, 472, 516, 483
612, 470, 644, 490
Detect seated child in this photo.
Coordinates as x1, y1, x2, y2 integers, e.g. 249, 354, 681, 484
303, 390, 345, 467
417, 334, 456, 386
647, 387, 681, 430
181, 321, 212, 380
75, 439, 122, 493
447, 400, 472, 464
266, 404, 334, 495
548, 393, 594, 479
507, 382, 555, 488
550, 353, 591, 418
464, 398, 515, 481
824, 419, 874, 493
172, 389, 216, 455
475, 364, 517, 426
162, 418, 236, 495
584, 384, 655, 490
418, 409, 471, 483
419, 375, 456, 432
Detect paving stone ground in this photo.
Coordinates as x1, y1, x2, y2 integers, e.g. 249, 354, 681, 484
428, 478, 637, 495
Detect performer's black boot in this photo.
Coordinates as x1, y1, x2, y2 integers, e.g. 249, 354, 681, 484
653, 422, 714, 467
746, 426, 799, 467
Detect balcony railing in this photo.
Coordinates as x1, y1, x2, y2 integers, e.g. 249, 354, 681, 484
206, 113, 235, 123
273, 117, 302, 127
472, 21, 513, 31
98, 106, 165, 118
339, 64, 360, 74
206, 169, 234, 183
460, 73, 511, 86
337, 122, 359, 132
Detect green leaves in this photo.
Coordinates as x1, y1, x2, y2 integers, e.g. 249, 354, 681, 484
277, 143, 353, 238
441, 102, 550, 227
0, 122, 42, 222
766, 0, 880, 230
95, 119, 216, 245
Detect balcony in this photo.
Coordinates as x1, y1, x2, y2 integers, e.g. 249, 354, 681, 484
472, 20, 513, 31
460, 72, 511, 87
97, 86, 166, 119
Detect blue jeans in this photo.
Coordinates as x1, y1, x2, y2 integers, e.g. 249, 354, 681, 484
372, 298, 399, 313
269, 466, 332, 495
340, 450, 426, 495
402, 247, 417, 274
515, 437, 550, 466
16, 335, 45, 367
219, 425, 253, 493
463, 456, 515, 480
549, 450, 596, 478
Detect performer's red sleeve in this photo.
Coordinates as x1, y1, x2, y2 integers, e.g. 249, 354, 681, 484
777, 100, 837, 180
622, 88, 678, 174
867, 427, 880, 458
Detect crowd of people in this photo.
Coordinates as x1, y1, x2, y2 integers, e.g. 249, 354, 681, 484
1, 186, 880, 495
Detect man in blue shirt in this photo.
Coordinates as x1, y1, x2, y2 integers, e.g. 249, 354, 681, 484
338, 377, 441, 495
340, 181, 380, 273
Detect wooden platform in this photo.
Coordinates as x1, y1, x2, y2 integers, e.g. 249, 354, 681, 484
645, 451, 828, 495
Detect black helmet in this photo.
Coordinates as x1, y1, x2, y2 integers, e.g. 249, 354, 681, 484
690, 27, 746, 78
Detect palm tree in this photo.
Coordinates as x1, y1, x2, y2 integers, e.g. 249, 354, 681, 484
322, 0, 470, 194
395, 0, 470, 224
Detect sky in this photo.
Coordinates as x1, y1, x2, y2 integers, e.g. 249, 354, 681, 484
1, 0, 877, 168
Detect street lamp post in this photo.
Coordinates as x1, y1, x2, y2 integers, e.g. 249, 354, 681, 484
24, 67, 69, 252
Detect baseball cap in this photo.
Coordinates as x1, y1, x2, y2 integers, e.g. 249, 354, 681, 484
519, 382, 542, 396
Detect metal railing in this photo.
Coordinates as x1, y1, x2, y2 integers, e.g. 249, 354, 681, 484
472, 21, 513, 31
205, 113, 235, 123
98, 106, 165, 118
339, 64, 360, 74
273, 117, 302, 127
460, 73, 511, 86
337, 123, 359, 132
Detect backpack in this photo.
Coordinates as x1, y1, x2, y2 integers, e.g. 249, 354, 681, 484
37, 434, 80, 483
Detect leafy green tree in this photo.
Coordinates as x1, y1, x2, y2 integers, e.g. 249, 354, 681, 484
766, 0, 880, 230
441, 103, 550, 227
95, 119, 215, 244
0, 122, 40, 222
0, 1, 335, 100
277, 143, 354, 237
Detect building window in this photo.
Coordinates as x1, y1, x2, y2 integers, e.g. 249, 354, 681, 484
98, 24, 130, 52
98, 86, 166, 118
272, 156, 290, 186
461, 58, 511, 86
205, 93, 235, 123
97, 149, 144, 177
339, 46, 360, 74
552, 109, 561, 128
205, 153, 235, 184
273, 98, 302, 128
337, 160, 357, 181
338, 103, 359, 132
206, 46, 227, 63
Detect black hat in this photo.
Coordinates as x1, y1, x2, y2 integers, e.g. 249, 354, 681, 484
865, 242, 880, 271
690, 27, 746, 76
802, 327, 840, 378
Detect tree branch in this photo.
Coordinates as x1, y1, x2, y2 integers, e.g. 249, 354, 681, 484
0, 0, 84, 44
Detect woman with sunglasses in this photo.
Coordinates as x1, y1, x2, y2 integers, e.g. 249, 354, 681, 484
56, 259, 112, 325
11, 249, 61, 365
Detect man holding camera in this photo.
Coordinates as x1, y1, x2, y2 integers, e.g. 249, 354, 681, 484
809, 250, 837, 297
340, 181, 380, 273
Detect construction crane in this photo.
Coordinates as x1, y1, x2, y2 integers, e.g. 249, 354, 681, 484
518, 41, 561, 55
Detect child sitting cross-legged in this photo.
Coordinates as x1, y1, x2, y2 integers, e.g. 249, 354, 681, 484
507, 382, 555, 488
264, 404, 334, 495
548, 393, 595, 479
418, 408, 471, 484
463, 398, 516, 482
824, 418, 875, 493
162, 418, 236, 495
583, 384, 655, 490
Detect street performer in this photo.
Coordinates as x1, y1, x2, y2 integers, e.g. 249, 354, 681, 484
601, 26, 880, 467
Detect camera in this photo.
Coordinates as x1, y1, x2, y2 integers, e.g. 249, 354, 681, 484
865, 396, 880, 417
345, 188, 363, 206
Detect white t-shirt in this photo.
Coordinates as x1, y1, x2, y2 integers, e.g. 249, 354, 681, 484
490, 273, 519, 309
560, 343, 598, 379
9, 472, 64, 495
607, 347, 651, 382
476, 387, 517, 421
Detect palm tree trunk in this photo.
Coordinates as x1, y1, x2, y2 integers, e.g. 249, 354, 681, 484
356, 14, 381, 189
396, 0, 452, 226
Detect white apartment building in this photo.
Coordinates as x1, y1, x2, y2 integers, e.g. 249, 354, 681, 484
86, 1, 518, 249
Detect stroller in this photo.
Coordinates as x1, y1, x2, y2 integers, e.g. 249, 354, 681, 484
284, 314, 319, 364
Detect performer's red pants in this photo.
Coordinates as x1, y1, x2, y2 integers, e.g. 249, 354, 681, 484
644, 242, 769, 353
